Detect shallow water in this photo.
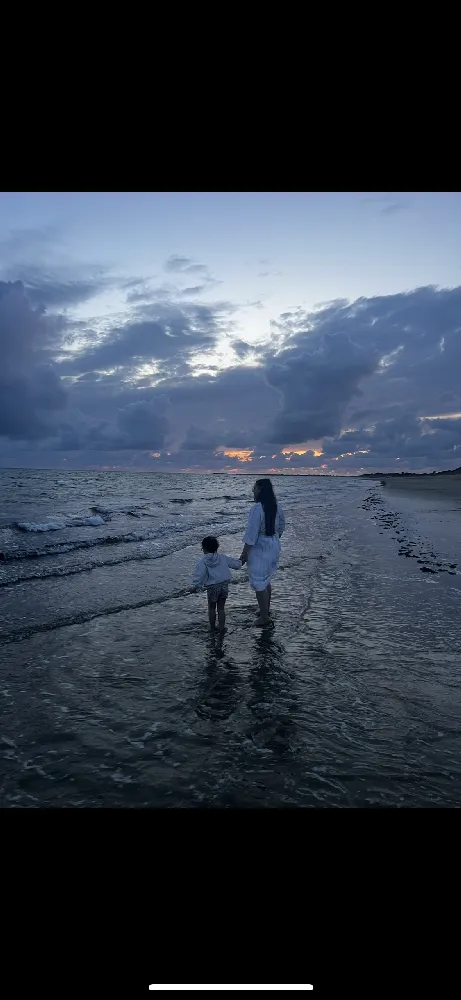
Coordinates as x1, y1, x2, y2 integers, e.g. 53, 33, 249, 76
1, 470, 461, 807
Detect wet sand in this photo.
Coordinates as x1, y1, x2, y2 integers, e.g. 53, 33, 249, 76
382, 475, 461, 498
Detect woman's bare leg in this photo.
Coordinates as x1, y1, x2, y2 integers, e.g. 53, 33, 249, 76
255, 583, 272, 615
254, 588, 270, 626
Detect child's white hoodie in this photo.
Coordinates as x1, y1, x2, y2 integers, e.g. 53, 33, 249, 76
192, 552, 242, 589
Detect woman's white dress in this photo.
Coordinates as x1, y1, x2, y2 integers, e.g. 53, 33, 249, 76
243, 502, 285, 592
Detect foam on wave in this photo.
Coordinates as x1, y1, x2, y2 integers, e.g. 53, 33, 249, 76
16, 515, 106, 532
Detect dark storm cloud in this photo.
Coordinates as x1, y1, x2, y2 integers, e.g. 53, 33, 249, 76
263, 326, 378, 444
323, 414, 461, 470
61, 279, 461, 469
341, 288, 461, 427
0, 280, 67, 442
115, 398, 169, 449
261, 286, 461, 459
52, 398, 169, 452
180, 424, 254, 451
2, 271, 460, 474
60, 364, 275, 465
265, 345, 377, 443
180, 425, 218, 451
161, 367, 277, 444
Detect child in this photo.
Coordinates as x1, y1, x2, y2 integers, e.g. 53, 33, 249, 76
192, 535, 242, 632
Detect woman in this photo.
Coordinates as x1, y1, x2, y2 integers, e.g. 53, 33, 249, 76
240, 478, 285, 627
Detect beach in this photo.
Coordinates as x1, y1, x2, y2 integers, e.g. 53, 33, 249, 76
381, 474, 461, 499
1, 470, 461, 808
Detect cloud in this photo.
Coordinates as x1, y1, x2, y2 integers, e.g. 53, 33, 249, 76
125, 283, 169, 304
360, 194, 409, 216
232, 339, 254, 359
162, 255, 221, 293
22, 272, 108, 309
263, 315, 379, 444
181, 285, 208, 297
113, 398, 169, 449
0, 228, 110, 310
381, 203, 407, 216
125, 281, 217, 307
259, 286, 461, 466
52, 397, 169, 452
0, 280, 67, 441
179, 424, 254, 452
0, 225, 61, 263
164, 254, 209, 275
1, 273, 461, 474
322, 413, 461, 470
58, 300, 235, 378
180, 425, 218, 451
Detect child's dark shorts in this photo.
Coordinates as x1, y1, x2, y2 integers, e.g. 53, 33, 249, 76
206, 582, 229, 603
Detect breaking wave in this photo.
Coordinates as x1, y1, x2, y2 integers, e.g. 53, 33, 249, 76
0, 520, 244, 568
16, 515, 106, 532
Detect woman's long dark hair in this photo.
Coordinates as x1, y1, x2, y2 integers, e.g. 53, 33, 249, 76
256, 478, 277, 536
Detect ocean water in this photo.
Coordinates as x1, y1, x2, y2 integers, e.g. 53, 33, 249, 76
1, 469, 461, 808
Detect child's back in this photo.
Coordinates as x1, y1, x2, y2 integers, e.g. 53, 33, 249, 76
192, 536, 242, 632
193, 551, 240, 589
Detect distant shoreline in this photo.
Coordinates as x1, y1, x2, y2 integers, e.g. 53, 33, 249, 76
361, 466, 461, 479
0, 468, 352, 477
378, 474, 461, 498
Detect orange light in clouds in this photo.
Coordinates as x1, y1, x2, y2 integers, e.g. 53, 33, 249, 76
282, 448, 323, 457
221, 449, 253, 462
150, 452, 161, 458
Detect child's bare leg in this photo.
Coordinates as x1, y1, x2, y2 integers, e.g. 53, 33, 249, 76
217, 598, 226, 632
208, 600, 217, 630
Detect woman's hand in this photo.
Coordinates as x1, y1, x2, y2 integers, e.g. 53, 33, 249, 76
240, 549, 248, 565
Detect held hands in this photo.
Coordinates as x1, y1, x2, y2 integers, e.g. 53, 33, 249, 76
240, 551, 248, 565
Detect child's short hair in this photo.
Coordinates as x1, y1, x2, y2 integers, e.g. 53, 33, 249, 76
202, 535, 219, 553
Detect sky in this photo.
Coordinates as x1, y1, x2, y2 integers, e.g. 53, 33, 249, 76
1, 190, 461, 475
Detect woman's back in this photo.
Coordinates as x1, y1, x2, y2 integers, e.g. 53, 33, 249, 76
253, 502, 285, 538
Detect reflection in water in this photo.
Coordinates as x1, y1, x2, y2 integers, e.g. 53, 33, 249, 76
194, 636, 242, 722
247, 630, 299, 761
